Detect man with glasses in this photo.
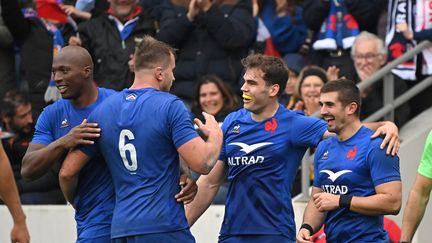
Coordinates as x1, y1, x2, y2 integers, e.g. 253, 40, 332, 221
351, 31, 410, 126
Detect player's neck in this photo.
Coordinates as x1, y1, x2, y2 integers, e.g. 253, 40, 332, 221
72, 84, 99, 108
130, 73, 159, 90
337, 119, 362, 141
251, 100, 279, 122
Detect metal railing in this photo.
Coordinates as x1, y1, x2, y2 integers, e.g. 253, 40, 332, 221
296, 40, 432, 202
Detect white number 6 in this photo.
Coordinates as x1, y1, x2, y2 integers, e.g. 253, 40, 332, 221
119, 129, 137, 171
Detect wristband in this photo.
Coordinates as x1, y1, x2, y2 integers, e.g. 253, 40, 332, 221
300, 223, 314, 235
339, 194, 352, 209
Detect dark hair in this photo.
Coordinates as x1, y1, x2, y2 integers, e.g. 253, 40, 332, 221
321, 79, 361, 116
192, 75, 239, 122
134, 35, 176, 71
1, 90, 31, 118
241, 54, 289, 97
296, 65, 328, 99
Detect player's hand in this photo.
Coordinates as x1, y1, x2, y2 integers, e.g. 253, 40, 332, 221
175, 174, 197, 204
11, 220, 30, 243
61, 119, 100, 149
313, 192, 339, 212
194, 112, 222, 139
296, 228, 312, 243
371, 121, 400, 156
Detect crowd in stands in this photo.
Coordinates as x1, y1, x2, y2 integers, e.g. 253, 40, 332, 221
0, 0, 432, 211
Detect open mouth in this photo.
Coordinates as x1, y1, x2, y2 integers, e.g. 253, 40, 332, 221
324, 116, 335, 124
57, 85, 67, 94
242, 94, 252, 102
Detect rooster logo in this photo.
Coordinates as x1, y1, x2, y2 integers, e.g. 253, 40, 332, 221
265, 118, 278, 134
346, 146, 357, 160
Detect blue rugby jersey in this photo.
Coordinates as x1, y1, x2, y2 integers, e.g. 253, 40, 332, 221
81, 88, 198, 240
313, 126, 401, 242
32, 88, 116, 241
219, 105, 327, 241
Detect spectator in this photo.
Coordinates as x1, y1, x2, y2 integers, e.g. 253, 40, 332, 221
1, 0, 75, 119
252, 0, 307, 57
303, 0, 386, 80
158, 0, 255, 104
69, 0, 157, 91
0, 5, 17, 98
280, 53, 306, 109
394, 0, 432, 118
294, 65, 328, 116
351, 31, 410, 127
1, 90, 65, 204
191, 74, 240, 124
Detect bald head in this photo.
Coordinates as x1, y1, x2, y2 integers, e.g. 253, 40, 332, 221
52, 46, 96, 100
56, 45, 94, 70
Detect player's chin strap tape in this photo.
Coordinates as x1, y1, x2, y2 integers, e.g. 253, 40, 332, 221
339, 194, 353, 209
300, 223, 314, 235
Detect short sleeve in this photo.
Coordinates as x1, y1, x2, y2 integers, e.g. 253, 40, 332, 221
292, 115, 327, 147
32, 107, 55, 145
418, 131, 432, 179
218, 114, 233, 162
169, 99, 199, 148
312, 144, 325, 188
367, 144, 401, 186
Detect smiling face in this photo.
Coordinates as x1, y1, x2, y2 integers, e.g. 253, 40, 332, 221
241, 68, 274, 115
320, 91, 347, 134
300, 75, 324, 100
199, 82, 224, 116
352, 39, 386, 80
52, 53, 89, 100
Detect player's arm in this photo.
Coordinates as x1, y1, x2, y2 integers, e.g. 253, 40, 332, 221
349, 180, 402, 215
59, 149, 91, 205
178, 112, 223, 175
313, 180, 401, 215
22, 119, 100, 180
0, 142, 30, 243
321, 121, 400, 155
185, 160, 227, 226
297, 187, 326, 243
400, 173, 432, 242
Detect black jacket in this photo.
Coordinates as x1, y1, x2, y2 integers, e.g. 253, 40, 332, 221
158, 0, 256, 100
79, 11, 157, 90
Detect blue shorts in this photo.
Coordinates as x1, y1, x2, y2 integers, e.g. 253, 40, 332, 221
218, 235, 294, 243
111, 229, 195, 243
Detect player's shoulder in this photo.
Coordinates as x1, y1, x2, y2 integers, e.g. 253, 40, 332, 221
223, 108, 249, 124
360, 126, 384, 149
41, 98, 70, 114
98, 87, 118, 97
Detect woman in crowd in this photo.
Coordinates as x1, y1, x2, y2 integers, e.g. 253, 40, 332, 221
192, 74, 240, 124
294, 65, 328, 116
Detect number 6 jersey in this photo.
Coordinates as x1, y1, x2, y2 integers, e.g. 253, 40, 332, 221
80, 88, 198, 239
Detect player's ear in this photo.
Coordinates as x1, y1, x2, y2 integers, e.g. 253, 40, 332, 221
155, 67, 163, 81
269, 84, 280, 97
83, 66, 92, 78
347, 102, 358, 115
